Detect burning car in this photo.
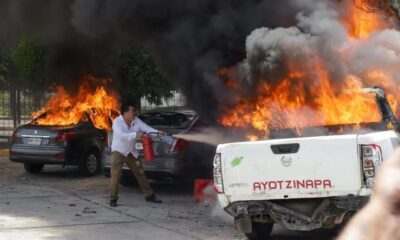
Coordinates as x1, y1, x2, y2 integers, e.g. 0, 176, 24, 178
10, 111, 109, 176
10, 78, 120, 176
103, 107, 216, 184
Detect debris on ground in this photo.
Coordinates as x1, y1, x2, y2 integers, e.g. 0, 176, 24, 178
82, 207, 96, 214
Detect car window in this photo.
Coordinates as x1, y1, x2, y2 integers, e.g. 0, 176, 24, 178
139, 112, 195, 129
187, 118, 208, 132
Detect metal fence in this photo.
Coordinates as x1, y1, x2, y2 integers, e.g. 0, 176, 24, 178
140, 91, 187, 112
0, 89, 38, 147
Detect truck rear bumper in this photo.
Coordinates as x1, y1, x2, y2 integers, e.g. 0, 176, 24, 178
225, 195, 368, 231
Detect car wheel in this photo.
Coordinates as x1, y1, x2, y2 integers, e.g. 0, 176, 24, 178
24, 163, 44, 174
245, 222, 273, 240
80, 150, 100, 176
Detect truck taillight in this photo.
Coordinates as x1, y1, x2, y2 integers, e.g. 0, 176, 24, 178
361, 144, 383, 188
213, 153, 224, 193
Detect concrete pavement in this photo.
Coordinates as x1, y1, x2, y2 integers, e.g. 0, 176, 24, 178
0, 155, 336, 240
0, 184, 237, 240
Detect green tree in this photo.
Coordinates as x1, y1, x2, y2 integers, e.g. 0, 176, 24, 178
11, 36, 54, 105
0, 47, 16, 87
114, 46, 173, 109
0, 55, 8, 86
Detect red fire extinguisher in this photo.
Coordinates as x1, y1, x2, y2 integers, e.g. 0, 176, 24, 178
142, 134, 155, 161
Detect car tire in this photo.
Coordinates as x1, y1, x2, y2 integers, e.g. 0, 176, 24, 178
80, 150, 100, 177
24, 163, 44, 173
245, 222, 273, 240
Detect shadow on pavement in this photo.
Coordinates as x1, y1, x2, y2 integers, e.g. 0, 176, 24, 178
36, 165, 86, 179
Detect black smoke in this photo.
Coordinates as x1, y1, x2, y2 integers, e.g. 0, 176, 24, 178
0, 0, 302, 122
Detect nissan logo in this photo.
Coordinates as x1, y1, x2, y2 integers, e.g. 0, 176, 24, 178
280, 156, 293, 167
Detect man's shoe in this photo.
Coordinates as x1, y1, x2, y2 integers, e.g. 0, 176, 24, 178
109, 199, 117, 207
145, 194, 162, 203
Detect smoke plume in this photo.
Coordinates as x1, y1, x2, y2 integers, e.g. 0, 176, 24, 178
1, 0, 399, 132
237, 0, 399, 94
219, 0, 400, 136
0, 0, 302, 122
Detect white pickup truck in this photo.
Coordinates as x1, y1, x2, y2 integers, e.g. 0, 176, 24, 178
214, 87, 400, 239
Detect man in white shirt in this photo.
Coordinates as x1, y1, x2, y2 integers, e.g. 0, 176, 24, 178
110, 102, 164, 207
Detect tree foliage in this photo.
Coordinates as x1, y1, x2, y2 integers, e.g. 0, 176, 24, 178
114, 46, 173, 107
0, 55, 8, 86
11, 36, 54, 92
6, 38, 173, 110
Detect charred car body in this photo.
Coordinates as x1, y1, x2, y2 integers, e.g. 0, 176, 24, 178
103, 108, 215, 184
214, 87, 400, 239
10, 112, 108, 176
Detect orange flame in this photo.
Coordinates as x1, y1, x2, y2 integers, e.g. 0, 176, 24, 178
246, 134, 259, 142
344, 0, 394, 39
32, 76, 120, 131
218, 68, 239, 89
219, 70, 383, 138
219, 1, 400, 140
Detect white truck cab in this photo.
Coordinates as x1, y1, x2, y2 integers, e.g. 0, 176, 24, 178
214, 87, 400, 239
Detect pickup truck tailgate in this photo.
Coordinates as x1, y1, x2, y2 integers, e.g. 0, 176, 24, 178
219, 134, 362, 200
